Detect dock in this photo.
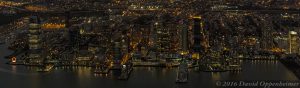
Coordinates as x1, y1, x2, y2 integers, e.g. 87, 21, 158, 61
118, 63, 133, 80
176, 60, 188, 83
37, 64, 54, 72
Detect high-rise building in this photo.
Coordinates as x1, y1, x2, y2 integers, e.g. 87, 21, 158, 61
155, 22, 171, 54
27, 16, 43, 65
113, 41, 122, 68
192, 17, 205, 54
179, 20, 189, 55
68, 26, 80, 47
289, 31, 299, 54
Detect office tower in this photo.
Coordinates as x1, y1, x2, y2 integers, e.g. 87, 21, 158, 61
192, 17, 205, 54
179, 20, 189, 55
27, 16, 43, 65
113, 42, 122, 68
155, 22, 171, 57
69, 26, 80, 47
289, 31, 299, 54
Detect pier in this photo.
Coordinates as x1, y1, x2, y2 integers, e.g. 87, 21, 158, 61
176, 59, 188, 83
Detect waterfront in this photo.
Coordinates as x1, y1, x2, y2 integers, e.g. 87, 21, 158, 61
0, 42, 298, 88
0, 16, 298, 88
1, 0, 300, 87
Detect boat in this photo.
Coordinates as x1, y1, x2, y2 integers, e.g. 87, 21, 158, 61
176, 60, 188, 83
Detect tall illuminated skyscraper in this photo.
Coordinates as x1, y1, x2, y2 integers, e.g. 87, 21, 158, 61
155, 22, 171, 57
289, 31, 299, 54
27, 16, 43, 65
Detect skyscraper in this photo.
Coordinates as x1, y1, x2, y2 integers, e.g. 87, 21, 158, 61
289, 31, 299, 54
113, 41, 122, 69
179, 20, 189, 55
27, 16, 43, 65
192, 17, 205, 54
155, 22, 171, 57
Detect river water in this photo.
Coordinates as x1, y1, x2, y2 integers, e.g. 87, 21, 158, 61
0, 15, 298, 88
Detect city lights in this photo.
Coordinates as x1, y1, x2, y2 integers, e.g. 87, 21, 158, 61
0, 0, 300, 88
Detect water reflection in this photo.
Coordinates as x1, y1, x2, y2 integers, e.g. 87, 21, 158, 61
77, 67, 92, 77
228, 71, 241, 80
11, 65, 16, 74
0, 60, 298, 88
94, 73, 108, 77
211, 72, 221, 81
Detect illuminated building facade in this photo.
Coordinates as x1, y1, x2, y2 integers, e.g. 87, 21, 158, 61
27, 16, 43, 65
289, 31, 300, 54
155, 22, 171, 57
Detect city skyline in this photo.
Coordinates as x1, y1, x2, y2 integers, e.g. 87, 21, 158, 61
0, 0, 300, 88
